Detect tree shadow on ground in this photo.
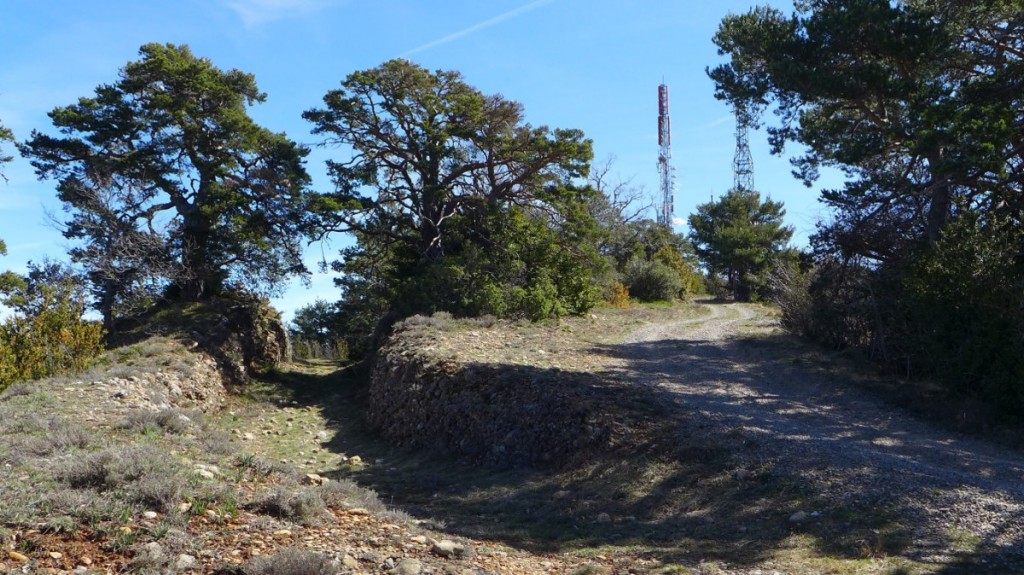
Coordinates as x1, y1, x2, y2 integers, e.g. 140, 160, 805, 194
262, 335, 1024, 573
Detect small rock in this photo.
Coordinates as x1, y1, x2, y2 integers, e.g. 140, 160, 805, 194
348, 507, 369, 516
178, 502, 191, 514
79, 556, 93, 566
195, 469, 215, 480
431, 539, 467, 558
174, 554, 197, 571
789, 511, 809, 524
349, 455, 363, 465
303, 473, 323, 485
138, 542, 164, 563
316, 430, 329, 441
596, 512, 612, 523
410, 535, 428, 544
205, 509, 218, 520
242, 432, 255, 441
394, 558, 423, 575
142, 511, 159, 520
342, 555, 359, 569
48, 552, 63, 560
272, 529, 292, 536
7, 551, 28, 562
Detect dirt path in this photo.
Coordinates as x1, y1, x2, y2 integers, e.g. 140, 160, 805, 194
619, 301, 1024, 566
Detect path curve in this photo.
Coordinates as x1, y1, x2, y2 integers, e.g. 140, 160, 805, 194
620, 301, 1024, 563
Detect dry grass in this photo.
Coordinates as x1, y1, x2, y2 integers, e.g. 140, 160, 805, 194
55, 444, 189, 513
247, 486, 327, 525
239, 548, 338, 575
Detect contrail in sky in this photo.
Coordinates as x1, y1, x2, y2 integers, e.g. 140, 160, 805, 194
400, 0, 555, 58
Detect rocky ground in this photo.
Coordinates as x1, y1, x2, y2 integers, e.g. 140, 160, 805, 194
0, 331, 630, 575
2, 302, 1023, 574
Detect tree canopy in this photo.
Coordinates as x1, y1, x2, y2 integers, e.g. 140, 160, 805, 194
21, 43, 313, 323
304, 60, 603, 352
0, 118, 12, 177
711, 1, 1024, 414
688, 188, 793, 301
708, 0, 1024, 260
304, 59, 593, 256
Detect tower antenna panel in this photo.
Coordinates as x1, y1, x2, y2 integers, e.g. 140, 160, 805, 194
657, 83, 674, 228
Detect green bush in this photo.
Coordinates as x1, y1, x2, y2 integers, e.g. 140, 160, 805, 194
0, 290, 103, 390
623, 259, 683, 302
653, 245, 704, 299
901, 214, 1024, 411
775, 213, 1024, 416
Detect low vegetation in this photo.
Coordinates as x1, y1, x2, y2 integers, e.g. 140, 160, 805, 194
0, 344, 414, 574
0, 262, 104, 391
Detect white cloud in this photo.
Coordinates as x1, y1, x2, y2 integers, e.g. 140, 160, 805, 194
690, 114, 733, 132
226, 0, 335, 27
401, 0, 555, 58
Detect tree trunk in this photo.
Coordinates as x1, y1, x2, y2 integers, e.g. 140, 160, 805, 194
180, 208, 214, 301
99, 278, 116, 335
926, 181, 951, 245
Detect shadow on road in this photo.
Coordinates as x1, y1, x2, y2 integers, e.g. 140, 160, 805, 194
261, 331, 1024, 573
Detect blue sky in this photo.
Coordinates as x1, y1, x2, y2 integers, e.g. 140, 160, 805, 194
0, 0, 836, 321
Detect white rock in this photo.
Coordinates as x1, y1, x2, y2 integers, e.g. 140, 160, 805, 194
430, 539, 467, 558
174, 554, 197, 571
394, 558, 423, 575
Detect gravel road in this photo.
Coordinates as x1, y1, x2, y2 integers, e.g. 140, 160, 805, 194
620, 302, 1024, 567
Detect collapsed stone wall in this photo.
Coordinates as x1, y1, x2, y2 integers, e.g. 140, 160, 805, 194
367, 329, 623, 468
122, 344, 226, 412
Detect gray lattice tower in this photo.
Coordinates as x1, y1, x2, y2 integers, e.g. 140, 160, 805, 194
657, 84, 674, 227
733, 105, 754, 192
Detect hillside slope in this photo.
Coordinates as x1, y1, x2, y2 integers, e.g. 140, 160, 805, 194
3, 301, 1022, 574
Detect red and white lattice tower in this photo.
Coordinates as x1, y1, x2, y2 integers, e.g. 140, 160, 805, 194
657, 84, 674, 228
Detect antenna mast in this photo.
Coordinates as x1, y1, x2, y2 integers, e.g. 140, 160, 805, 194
657, 83, 674, 227
733, 104, 754, 192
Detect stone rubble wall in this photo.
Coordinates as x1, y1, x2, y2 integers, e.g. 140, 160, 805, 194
77, 339, 226, 416
367, 331, 618, 468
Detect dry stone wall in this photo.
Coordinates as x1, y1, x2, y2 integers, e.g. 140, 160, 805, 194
367, 322, 625, 468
